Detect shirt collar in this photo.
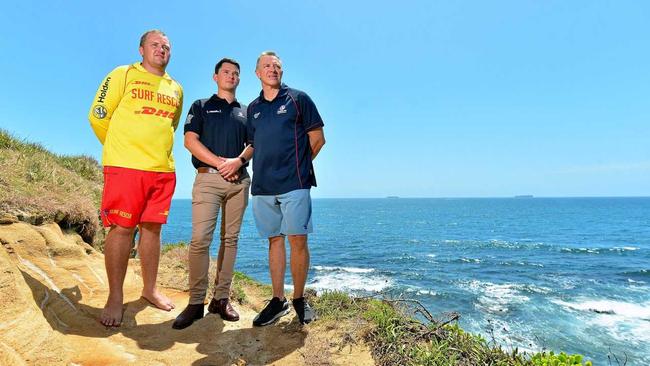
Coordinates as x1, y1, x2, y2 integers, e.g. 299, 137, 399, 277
258, 83, 289, 103
132, 62, 172, 80
209, 94, 241, 108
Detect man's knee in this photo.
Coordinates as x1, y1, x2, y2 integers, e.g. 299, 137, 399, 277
268, 235, 284, 246
189, 233, 214, 252
109, 224, 136, 236
288, 234, 307, 247
140, 222, 162, 234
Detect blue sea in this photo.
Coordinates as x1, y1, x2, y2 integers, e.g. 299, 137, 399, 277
162, 197, 650, 365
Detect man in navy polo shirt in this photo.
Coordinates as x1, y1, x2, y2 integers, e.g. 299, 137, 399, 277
172, 58, 253, 330
248, 51, 326, 326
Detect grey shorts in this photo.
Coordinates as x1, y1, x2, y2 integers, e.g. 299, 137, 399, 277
252, 189, 313, 238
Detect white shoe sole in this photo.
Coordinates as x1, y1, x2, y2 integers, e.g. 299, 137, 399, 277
254, 307, 290, 326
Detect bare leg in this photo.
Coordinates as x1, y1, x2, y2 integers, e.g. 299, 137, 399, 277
269, 235, 286, 299
138, 222, 175, 311
288, 234, 309, 299
101, 225, 136, 326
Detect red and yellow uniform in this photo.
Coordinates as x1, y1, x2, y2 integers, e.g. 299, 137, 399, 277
89, 62, 183, 172
89, 62, 183, 227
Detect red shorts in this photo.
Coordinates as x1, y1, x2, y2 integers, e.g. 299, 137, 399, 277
100, 166, 176, 228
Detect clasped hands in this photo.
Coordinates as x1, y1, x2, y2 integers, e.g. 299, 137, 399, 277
215, 157, 242, 182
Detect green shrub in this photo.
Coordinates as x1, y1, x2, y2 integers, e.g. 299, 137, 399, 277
531, 352, 592, 366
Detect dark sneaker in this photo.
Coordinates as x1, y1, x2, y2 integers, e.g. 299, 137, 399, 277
292, 297, 316, 325
253, 297, 290, 326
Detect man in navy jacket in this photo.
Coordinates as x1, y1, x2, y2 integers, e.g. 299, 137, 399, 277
247, 51, 326, 326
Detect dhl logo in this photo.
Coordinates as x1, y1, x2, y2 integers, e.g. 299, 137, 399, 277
135, 106, 176, 120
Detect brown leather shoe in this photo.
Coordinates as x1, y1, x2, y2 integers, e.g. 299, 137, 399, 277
172, 303, 204, 330
208, 298, 240, 321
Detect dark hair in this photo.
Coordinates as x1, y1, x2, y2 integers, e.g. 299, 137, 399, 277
215, 58, 240, 74
139, 29, 167, 47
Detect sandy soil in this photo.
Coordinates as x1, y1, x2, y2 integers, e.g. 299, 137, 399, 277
0, 222, 375, 366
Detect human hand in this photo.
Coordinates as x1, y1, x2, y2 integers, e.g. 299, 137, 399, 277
225, 173, 240, 182
216, 158, 242, 180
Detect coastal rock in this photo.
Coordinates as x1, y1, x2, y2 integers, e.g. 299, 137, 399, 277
0, 221, 375, 366
0, 213, 18, 224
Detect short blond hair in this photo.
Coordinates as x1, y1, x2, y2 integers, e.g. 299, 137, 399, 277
139, 29, 167, 47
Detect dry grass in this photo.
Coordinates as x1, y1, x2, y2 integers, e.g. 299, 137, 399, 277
0, 129, 103, 246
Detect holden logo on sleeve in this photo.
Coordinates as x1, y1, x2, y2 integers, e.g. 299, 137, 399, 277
93, 105, 107, 119
254, 112, 261, 119
237, 111, 244, 118
276, 105, 287, 114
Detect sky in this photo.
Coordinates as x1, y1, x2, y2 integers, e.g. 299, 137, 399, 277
1, 1, 648, 198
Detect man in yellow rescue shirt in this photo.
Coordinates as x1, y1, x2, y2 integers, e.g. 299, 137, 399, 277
88, 29, 183, 327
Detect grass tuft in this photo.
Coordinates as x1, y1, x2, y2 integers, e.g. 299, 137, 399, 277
0, 129, 103, 246
313, 291, 593, 366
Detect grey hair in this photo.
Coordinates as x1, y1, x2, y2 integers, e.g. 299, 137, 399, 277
255, 51, 282, 69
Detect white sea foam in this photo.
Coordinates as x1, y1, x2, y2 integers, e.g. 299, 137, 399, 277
553, 298, 650, 347
611, 246, 639, 252
561, 246, 639, 254
561, 247, 600, 254
417, 289, 437, 296
313, 265, 375, 273
460, 280, 531, 313
309, 272, 392, 293
404, 286, 438, 296
545, 275, 578, 290
486, 318, 540, 354
487, 239, 526, 249
552, 299, 650, 320
460, 257, 481, 263
628, 278, 646, 284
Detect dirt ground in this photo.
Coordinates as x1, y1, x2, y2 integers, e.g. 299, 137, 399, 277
0, 222, 375, 366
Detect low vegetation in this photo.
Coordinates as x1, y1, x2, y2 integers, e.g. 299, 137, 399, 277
0, 129, 103, 246
312, 291, 592, 366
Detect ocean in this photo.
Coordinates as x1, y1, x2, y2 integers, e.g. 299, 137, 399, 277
161, 197, 650, 365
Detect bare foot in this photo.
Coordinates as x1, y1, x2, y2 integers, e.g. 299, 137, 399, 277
100, 296, 124, 327
141, 290, 175, 311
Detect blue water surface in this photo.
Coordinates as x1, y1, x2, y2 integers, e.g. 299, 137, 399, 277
162, 197, 650, 365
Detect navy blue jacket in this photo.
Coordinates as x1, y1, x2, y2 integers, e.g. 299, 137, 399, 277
247, 84, 324, 195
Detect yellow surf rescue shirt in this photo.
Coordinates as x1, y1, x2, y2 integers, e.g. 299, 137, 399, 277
88, 62, 183, 172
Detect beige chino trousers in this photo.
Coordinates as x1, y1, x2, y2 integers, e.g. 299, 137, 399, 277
188, 172, 250, 304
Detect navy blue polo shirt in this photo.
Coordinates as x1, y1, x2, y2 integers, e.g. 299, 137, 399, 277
183, 95, 248, 171
247, 84, 324, 195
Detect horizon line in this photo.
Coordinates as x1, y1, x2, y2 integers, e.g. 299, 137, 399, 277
171, 195, 650, 200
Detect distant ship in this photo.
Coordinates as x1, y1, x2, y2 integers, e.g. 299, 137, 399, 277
514, 195, 534, 198
386, 196, 400, 199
